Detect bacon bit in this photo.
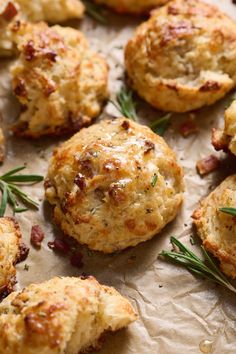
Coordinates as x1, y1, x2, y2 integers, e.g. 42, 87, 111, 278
47, 239, 70, 255
44, 178, 53, 189
167, 4, 179, 15
179, 120, 198, 137
18, 243, 30, 262
74, 173, 86, 190
30, 225, 45, 248
70, 251, 83, 268
121, 120, 130, 130
232, 216, 236, 223
199, 81, 221, 92
79, 159, 94, 178
44, 51, 57, 62
14, 78, 27, 97
232, 0, 236, 4
108, 183, 126, 205
44, 82, 56, 97
24, 40, 36, 61
144, 140, 155, 154
80, 273, 90, 280
196, 155, 220, 176
160, 22, 193, 46
2, 2, 18, 21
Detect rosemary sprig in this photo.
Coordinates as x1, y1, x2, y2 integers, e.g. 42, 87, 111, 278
110, 86, 138, 121
150, 113, 172, 136
0, 166, 43, 217
219, 207, 236, 217
82, 0, 108, 25
159, 236, 236, 294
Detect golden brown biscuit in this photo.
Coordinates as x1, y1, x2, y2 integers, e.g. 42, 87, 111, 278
125, 0, 236, 113
0, 276, 137, 354
0, 0, 84, 57
193, 175, 236, 278
0, 217, 26, 295
94, 0, 169, 15
212, 100, 236, 155
45, 118, 184, 253
0, 128, 5, 162
10, 22, 109, 138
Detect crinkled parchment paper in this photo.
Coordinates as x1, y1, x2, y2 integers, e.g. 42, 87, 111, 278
1, 1, 236, 353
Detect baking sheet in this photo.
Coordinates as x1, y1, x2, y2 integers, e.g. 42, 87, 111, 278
1, 1, 236, 353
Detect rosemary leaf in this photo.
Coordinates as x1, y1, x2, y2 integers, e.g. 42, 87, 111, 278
83, 0, 108, 25
0, 181, 7, 217
0, 166, 43, 216
151, 173, 158, 187
150, 113, 172, 136
219, 207, 236, 217
159, 236, 236, 294
115, 86, 138, 121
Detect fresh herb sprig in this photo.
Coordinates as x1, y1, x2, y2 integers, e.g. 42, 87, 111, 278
160, 236, 236, 294
111, 86, 172, 136
151, 173, 158, 187
150, 113, 172, 136
83, 0, 108, 25
0, 166, 43, 217
219, 207, 236, 217
110, 86, 138, 121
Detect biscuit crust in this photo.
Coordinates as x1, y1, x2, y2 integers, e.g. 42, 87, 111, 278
125, 0, 236, 112
0, 217, 25, 295
94, 0, 169, 15
212, 100, 236, 156
10, 22, 109, 138
0, 276, 137, 354
0, 0, 84, 57
45, 118, 184, 253
193, 175, 236, 278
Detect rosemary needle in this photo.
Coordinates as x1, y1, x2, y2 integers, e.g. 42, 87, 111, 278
110, 86, 138, 121
150, 113, 172, 136
160, 236, 236, 294
0, 166, 43, 217
219, 207, 236, 217
82, 0, 108, 25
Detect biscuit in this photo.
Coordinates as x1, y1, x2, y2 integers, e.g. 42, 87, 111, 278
212, 100, 236, 156
94, 0, 169, 15
45, 118, 184, 253
125, 0, 236, 112
0, 276, 137, 354
10, 22, 109, 138
193, 175, 236, 278
0, 0, 84, 57
0, 217, 26, 296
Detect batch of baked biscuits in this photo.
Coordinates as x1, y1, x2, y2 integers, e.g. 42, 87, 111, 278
0, 0, 236, 353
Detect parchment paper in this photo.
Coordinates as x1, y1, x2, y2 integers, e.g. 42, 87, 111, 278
1, 1, 236, 353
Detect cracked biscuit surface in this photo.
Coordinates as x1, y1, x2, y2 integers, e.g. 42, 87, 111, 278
193, 175, 236, 278
10, 22, 109, 138
0, 0, 84, 57
0, 276, 137, 354
125, 0, 236, 113
45, 118, 184, 253
93, 0, 169, 15
0, 217, 25, 296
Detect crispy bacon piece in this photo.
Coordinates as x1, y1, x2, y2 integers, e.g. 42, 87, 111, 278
211, 128, 230, 152
30, 225, 45, 248
196, 155, 220, 176
2, 2, 18, 21
48, 239, 70, 255
179, 120, 198, 137
70, 251, 83, 268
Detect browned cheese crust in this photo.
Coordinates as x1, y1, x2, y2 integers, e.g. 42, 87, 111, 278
125, 0, 236, 112
45, 118, 184, 253
193, 175, 236, 278
0, 276, 137, 354
10, 22, 109, 138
